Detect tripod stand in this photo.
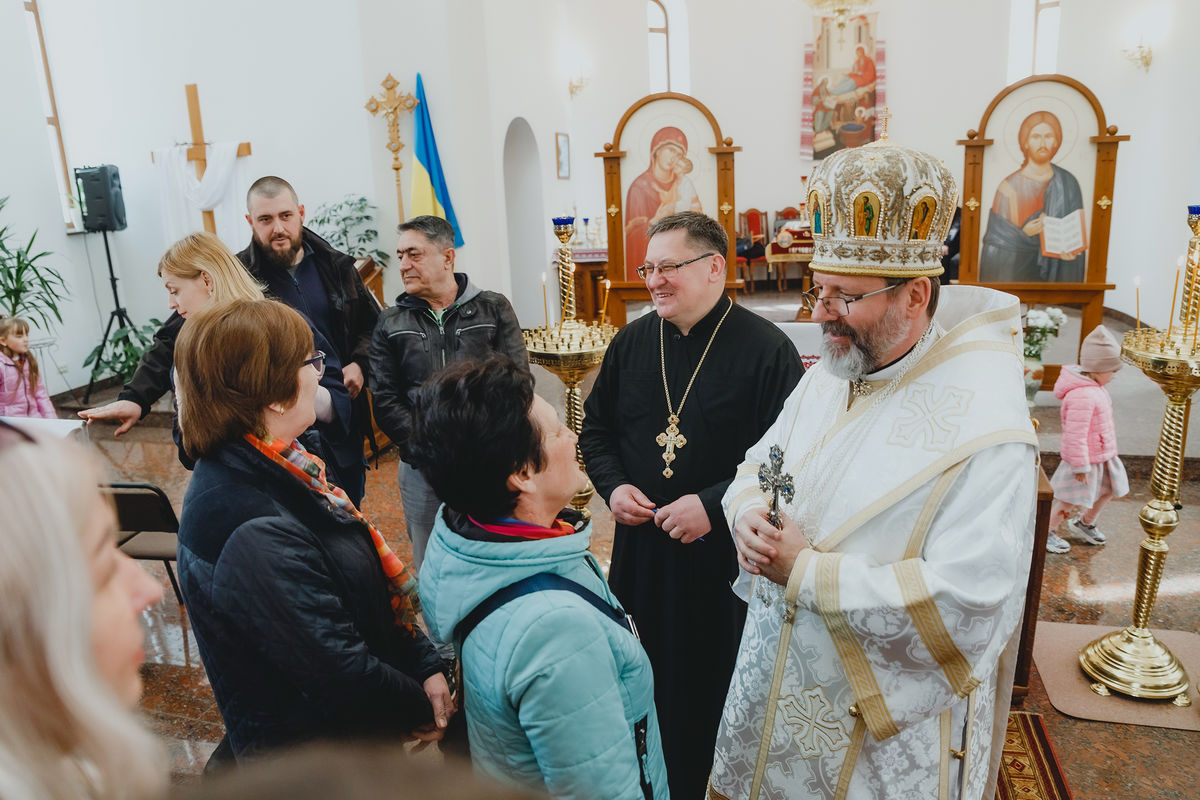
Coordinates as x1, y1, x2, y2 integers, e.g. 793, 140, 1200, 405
83, 230, 137, 403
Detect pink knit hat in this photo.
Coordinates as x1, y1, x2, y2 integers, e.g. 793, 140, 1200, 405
1080, 325, 1123, 373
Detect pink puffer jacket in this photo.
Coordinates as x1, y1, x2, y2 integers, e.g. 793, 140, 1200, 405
1054, 366, 1117, 472
0, 352, 56, 418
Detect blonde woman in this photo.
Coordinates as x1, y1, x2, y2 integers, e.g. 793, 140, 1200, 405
0, 421, 165, 799
79, 233, 359, 499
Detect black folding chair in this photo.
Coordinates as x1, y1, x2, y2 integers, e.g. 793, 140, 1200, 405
101, 482, 184, 606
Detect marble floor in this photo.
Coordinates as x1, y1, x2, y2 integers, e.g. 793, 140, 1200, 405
79, 287, 1199, 796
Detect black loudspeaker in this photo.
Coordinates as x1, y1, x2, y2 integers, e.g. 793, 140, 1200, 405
74, 164, 128, 232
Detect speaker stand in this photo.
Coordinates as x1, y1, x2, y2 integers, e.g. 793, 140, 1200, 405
83, 230, 137, 404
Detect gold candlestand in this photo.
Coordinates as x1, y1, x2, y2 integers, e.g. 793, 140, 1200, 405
1079, 207, 1200, 705
524, 217, 617, 517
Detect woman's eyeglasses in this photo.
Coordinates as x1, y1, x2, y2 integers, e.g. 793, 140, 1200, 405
302, 351, 326, 379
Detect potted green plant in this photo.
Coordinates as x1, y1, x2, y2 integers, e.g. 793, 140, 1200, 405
0, 197, 68, 329
307, 195, 390, 266
82, 318, 162, 384
1022, 306, 1068, 404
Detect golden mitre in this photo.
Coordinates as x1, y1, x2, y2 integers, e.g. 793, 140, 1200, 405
807, 138, 957, 277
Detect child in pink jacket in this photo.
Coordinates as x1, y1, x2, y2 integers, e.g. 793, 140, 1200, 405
1046, 324, 1127, 553
0, 317, 56, 419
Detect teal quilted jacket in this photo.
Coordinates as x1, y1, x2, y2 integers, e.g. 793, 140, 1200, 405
419, 509, 670, 799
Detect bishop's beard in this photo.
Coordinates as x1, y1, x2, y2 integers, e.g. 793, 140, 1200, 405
257, 231, 303, 269
820, 298, 911, 380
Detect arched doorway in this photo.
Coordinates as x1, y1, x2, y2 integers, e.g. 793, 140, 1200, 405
502, 117, 547, 327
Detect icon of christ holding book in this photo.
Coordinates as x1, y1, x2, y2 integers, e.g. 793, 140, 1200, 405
980, 110, 1087, 282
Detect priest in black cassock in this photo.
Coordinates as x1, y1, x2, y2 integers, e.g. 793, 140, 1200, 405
581, 212, 803, 799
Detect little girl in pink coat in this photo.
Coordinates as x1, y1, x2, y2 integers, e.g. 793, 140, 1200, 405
0, 317, 56, 419
1046, 324, 1127, 553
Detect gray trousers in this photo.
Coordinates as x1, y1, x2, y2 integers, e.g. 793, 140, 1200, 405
399, 460, 455, 659
399, 460, 441, 572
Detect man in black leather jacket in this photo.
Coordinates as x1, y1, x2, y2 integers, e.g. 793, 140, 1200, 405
369, 215, 529, 571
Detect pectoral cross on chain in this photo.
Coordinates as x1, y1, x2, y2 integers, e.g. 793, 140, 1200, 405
656, 414, 687, 478
757, 444, 794, 529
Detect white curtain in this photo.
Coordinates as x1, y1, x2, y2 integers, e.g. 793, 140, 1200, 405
154, 142, 250, 250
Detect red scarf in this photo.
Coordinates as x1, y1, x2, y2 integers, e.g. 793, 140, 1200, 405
244, 432, 422, 633
468, 515, 576, 540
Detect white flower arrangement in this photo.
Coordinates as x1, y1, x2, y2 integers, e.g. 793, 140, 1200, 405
1023, 306, 1068, 359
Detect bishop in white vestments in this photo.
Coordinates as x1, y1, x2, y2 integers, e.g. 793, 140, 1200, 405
708, 140, 1038, 800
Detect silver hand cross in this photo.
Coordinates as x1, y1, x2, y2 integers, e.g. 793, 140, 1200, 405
757, 444, 794, 529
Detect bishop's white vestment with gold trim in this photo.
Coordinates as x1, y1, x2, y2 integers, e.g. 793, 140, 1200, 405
709, 286, 1038, 800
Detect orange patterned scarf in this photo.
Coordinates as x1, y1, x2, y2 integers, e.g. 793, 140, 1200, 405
244, 432, 422, 633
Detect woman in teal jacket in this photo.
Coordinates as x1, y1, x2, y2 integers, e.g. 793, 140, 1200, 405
412, 356, 669, 799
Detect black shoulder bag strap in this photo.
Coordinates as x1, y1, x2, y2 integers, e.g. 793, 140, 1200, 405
454, 572, 653, 800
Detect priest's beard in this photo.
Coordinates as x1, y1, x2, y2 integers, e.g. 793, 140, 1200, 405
820, 298, 911, 380
256, 230, 303, 269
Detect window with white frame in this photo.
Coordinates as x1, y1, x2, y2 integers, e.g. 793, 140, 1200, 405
648, 0, 670, 93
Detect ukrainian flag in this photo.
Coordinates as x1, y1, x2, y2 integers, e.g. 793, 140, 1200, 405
410, 73, 464, 247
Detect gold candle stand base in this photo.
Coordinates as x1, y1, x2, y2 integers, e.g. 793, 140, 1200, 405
1078, 326, 1199, 703
1079, 625, 1190, 701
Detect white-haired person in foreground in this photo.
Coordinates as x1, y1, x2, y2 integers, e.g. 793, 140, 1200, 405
0, 421, 165, 799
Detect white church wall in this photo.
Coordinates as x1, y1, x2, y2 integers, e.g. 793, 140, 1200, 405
1056, 0, 1196, 329
0, 0, 104, 395
24, 0, 376, 391
560, 1, 655, 239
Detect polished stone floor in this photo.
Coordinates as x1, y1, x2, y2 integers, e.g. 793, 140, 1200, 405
79, 287, 1199, 795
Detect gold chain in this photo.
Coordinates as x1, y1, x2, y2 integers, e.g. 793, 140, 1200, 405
655, 298, 734, 477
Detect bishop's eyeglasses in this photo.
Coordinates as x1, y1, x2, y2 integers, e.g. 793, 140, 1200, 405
799, 280, 909, 318
635, 252, 716, 280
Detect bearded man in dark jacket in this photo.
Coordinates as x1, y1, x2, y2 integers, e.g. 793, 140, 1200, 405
238, 176, 380, 505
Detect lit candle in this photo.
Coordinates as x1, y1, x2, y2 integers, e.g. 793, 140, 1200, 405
1166, 268, 1180, 339
1134, 277, 1141, 331
600, 279, 611, 323
541, 272, 550, 330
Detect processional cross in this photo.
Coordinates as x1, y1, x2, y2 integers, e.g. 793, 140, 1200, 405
656, 414, 687, 478
758, 444, 794, 529
151, 84, 252, 235
365, 74, 419, 222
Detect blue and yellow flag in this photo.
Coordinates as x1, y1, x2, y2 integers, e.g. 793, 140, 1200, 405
410, 73, 464, 247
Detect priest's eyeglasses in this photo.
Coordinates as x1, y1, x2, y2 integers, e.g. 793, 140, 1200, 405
635, 252, 716, 280
800, 281, 908, 318
303, 350, 326, 379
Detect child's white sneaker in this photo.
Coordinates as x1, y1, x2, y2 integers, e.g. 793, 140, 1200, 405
1046, 531, 1071, 553
1066, 517, 1107, 545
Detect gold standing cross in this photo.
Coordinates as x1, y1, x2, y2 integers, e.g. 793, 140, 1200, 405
877, 107, 892, 141
655, 414, 687, 478
365, 74, 419, 221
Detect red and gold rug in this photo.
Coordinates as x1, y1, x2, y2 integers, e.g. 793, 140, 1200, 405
997, 712, 1074, 800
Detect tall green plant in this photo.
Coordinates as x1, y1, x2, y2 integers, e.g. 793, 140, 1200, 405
0, 197, 68, 329
307, 195, 390, 266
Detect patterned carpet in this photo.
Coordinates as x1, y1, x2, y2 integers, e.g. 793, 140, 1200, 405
997, 712, 1074, 800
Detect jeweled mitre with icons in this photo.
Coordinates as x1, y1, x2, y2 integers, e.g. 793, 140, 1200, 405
807, 140, 957, 278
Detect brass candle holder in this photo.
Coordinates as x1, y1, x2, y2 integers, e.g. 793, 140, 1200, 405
1078, 207, 1200, 705
524, 217, 617, 517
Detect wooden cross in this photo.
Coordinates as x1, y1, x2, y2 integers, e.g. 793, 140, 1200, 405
365, 74, 419, 222
152, 84, 252, 235
877, 107, 892, 142
655, 414, 688, 478
757, 444, 794, 529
